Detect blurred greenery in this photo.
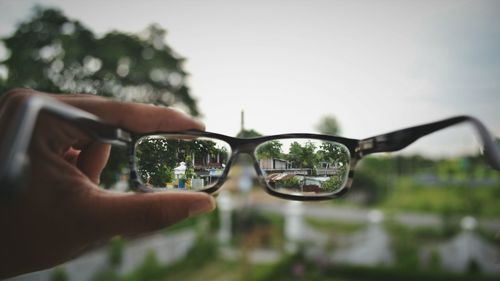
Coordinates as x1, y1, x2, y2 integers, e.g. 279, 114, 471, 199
231, 209, 285, 250
135, 137, 228, 187
381, 178, 500, 217
0, 6, 198, 114
108, 236, 125, 268
0, 6, 200, 188
123, 236, 218, 281
255, 140, 283, 160
315, 115, 341, 135
253, 250, 500, 281
91, 268, 120, 281
164, 209, 219, 234
347, 154, 500, 217
7, 7, 500, 281
49, 267, 69, 281
305, 217, 364, 234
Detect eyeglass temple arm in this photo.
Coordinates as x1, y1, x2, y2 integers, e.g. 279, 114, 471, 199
358, 115, 500, 171
0, 95, 131, 196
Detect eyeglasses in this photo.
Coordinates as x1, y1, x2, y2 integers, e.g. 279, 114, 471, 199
1, 95, 499, 200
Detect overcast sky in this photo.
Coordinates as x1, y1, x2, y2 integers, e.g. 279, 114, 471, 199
1, 0, 499, 156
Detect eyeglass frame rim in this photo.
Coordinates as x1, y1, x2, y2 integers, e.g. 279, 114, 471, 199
127, 131, 360, 201
127, 115, 500, 200
1, 94, 498, 200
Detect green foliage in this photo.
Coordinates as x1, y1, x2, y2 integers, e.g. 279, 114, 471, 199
1, 7, 199, 114
135, 137, 228, 186
350, 153, 500, 212
428, 249, 442, 272
256, 140, 283, 160
124, 250, 164, 281
185, 154, 195, 179
287, 141, 317, 169
135, 138, 176, 186
315, 115, 340, 135
317, 142, 349, 166
178, 236, 218, 269
108, 236, 125, 268
50, 267, 69, 281
0, 7, 201, 188
123, 237, 218, 281
381, 177, 500, 217
348, 168, 387, 205
277, 176, 302, 189
89, 236, 125, 281
231, 209, 284, 249
467, 259, 481, 275
316, 264, 497, 281
385, 220, 461, 273
233, 209, 272, 233
321, 174, 345, 192
91, 268, 121, 281
305, 217, 364, 234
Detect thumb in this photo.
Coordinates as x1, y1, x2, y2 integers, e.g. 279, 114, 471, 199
89, 191, 216, 237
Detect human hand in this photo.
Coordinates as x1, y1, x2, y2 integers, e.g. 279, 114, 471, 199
0, 89, 215, 278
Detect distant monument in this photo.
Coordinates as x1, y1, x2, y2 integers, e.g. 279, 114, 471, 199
236, 110, 261, 138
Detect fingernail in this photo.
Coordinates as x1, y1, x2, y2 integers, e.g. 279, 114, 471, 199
188, 195, 215, 217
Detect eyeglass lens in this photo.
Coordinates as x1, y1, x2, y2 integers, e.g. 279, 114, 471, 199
134, 135, 351, 197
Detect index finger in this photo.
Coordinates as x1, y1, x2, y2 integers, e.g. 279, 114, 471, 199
54, 94, 205, 133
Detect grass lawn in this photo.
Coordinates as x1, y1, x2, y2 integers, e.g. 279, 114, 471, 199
380, 178, 500, 218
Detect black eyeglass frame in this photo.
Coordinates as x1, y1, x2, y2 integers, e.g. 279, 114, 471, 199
127, 116, 500, 201
1, 95, 499, 201
128, 131, 359, 201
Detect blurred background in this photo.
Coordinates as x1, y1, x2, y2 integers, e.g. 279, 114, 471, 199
1, 0, 500, 280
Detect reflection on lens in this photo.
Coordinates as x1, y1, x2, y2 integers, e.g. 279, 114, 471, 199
134, 135, 231, 191
255, 138, 350, 197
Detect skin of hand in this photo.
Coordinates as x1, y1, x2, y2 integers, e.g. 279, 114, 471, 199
0, 89, 216, 278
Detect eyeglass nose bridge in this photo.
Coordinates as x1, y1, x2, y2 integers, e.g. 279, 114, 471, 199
232, 141, 258, 154
226, 144, 266, 178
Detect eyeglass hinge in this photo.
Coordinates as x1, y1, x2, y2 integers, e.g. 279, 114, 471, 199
359, 139, 374, 150
116, 129, 132, 142
108, 129, 132, 147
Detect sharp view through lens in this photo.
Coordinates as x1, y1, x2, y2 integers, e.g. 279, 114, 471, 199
134, 135, 351, 196
2, 1, 500, 281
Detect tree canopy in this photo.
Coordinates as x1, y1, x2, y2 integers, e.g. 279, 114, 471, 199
315, 115, 340, 135
0, 6, 200, 116
256, 140, 283, 160
0, 7, 201, 188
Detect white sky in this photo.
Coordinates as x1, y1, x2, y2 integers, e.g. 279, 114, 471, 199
1, 0, 499, 156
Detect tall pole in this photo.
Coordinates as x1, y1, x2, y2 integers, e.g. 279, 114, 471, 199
240, 110, 245, 132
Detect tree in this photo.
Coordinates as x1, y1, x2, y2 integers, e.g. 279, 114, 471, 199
0, 7, 199, 115
287, 141, 317, 169
287, 141, 303, 168
321, 174, 344, 192
318, 142, 349, 168
135, 137, 231, 186
135, 137, 178, 186
315, 115, 340, 135
0, 7, 201, 187
256, 140, 283, 160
